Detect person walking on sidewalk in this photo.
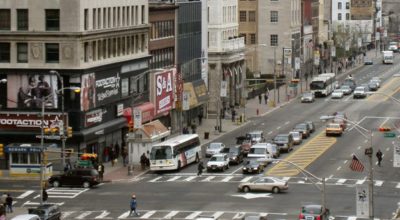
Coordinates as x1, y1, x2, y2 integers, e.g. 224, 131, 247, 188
129, 194, 139, 216
5, 194, 12, 213
231, 109, 236, 122
42, 189, 48, 203
376, 149, 383, 166
264, 90, 269, 105
197, 161, 204, 176
258, 94, 262, 104
198, 113, 203, 125
140, 153, 148, 170
98, 163, 105, 181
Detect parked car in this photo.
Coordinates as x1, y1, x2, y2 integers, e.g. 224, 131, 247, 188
220, 145, 244, 165
236, 136, 253, 155
206, 153, 229, 172
238, 177, 289, 193
273, 134, 294, 152
246, 131, 265, 144
301, 92, 315, 103
289, 131, 303, 145
299, 204, 331, 220
48, 168, 99, 188
331, 89, 344, 99
28, 204, 62, 220
304, 121, 316, 133
353, 86, 368, 99
247, 144, 273, 166
340, 85, 352, 95
293, 123, 311, 139
242, 159, 265, 174
206, 142, 225, 157
368, 81, 379, 91
325, 123, 343, 136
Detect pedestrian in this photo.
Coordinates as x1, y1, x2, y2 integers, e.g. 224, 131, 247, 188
231, 109, 236, 122
198, 113, 203, 125
264, 91, 269, 105
98, 162, 105, 181
122, 146, 128, 167
129, 194, 139, 216
258, 94, 262, 104
42, 189, 48, 203
110, 148, 116, 167
252, 88, 255, 98
5, 194, 12, 213
140, 153, 147, 170
197, 161, 204, 176
376, 149, 383, 166
191, 124, 197, 134
104, 147, 109, 162
115, 142, 120, 158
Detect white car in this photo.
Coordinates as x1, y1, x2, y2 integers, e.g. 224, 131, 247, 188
371, 77, 381, 88
353, 86, 367, 99
289, 131, 303, 145
206, 142, 225, 157
331, 89, 344, 99
206, 153, 229, 172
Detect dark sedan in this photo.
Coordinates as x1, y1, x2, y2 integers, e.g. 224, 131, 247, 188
220, 145, 244, 165
242, 159, 264, 174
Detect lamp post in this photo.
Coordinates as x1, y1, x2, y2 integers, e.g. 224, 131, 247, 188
39, 86, 80, 205
320, 115, 374, 219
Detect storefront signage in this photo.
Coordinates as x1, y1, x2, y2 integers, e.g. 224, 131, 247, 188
0, 112, 65, 131
5, 146, 42, 153
133, 108, 142, 129
155, 70, 174, 115
117, 104, 124, 117
85, 109, 103, 127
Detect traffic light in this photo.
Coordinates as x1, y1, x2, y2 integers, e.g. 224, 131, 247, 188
0, 144, 3, 157
291, 79, 300, 84
67, 126, 73, 138
50, 127, 59, 134
44, 127, 51, 134
378, 127, 391, 132
128, 121, 134, 132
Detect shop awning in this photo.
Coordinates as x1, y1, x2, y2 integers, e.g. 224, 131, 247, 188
77, 117, 127, 142
127, 120, 171, 143
192, 79, 209, 104
123, 102, 155, 124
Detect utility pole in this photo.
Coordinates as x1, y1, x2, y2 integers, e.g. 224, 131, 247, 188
274, 47, 278, 104
367, 131, 374, 220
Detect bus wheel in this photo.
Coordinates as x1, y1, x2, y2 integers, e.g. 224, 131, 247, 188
195, 153, 200, 163
177, 161, 181, 171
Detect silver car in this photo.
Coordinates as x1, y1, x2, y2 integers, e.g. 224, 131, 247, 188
289, 131, 303, 145
206, 142, 225, 157
238, 177, 289, 193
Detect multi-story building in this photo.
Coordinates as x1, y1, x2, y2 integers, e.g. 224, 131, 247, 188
302, 0, 315, 77
351, 0, 374, 20
258, 0, 301, 78
332, 0, 351, 22
207, 0, 246, 119
0, 0, 150, 168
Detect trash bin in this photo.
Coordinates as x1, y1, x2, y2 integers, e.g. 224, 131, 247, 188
204, 132, 210, 139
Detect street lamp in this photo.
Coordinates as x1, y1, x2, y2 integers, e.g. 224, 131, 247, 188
39, 86, 80, 205
320, 115, 374, 219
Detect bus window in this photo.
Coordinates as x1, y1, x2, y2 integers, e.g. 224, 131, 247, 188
150, 146, 172, 160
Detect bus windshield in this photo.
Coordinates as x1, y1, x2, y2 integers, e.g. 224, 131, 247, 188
150, 146, 173, 160
310, 81, 325, 90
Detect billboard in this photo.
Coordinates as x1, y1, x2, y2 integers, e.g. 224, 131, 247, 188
7, 74, 59, 109
155, 70, 174, 115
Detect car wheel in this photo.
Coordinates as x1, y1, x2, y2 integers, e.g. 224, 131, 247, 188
52, 180, 60, 187
83, 181, 91, 188
243, 186, 250, 193
272, 187, 280, 194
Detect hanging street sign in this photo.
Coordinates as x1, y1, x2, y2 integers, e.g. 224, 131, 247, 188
384, 132, 396, 138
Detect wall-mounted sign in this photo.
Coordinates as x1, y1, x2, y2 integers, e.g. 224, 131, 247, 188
84, 109, 103, 127
0, 112, 65, 131
394, 143, 400, 168
155, 70, 174, 115
133, 108, 142, 129
117, 104, 124, 117
182, 91, 190, 111
220, 81, 227, 97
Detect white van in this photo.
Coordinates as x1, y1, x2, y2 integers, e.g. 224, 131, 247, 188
247, 143, 273, 166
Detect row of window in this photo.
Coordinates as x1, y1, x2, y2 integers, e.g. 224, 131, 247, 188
84, 5, 146, 31
0, 9, 59, 31
337, 2, 350, 10
83, 34, 147, 63
150, 47, 175, 69
337, 13, 350, 21
239, 11, 256, 22
223, 6, 237, 24
150, 20, 175, 40
0, 42, 59, 63
240, 33, 256, 45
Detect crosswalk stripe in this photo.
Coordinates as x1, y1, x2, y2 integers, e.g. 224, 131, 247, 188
185, 176, 197, 181
374, 180, 383, 186
163, 211, 179, 219
185, 211, 202, 219
233, 212, 246, 219
396, 183, 400, 188
281, 177, 290, 181
17, 190, 34, 199
117, 211, 130, 219
356, 179, 366, 185
213, 211, 224, 219
76, 211, 93, 219
221, 176, 234, 182
167, 176, 181, 182
61, 211, 76, 219
149, 177, 162, 182
201, 176, 215, 182
140, 210, 156, 219
241, 177, 253, 182
336, 179, 346, 184
347, 217, 357, 220
94, 211, 111, 219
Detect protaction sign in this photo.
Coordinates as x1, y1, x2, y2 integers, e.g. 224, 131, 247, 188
0, 112, 65, 131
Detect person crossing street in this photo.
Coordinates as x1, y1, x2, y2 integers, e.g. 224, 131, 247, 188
376, 149, 383, 166
129, 194, 139, 216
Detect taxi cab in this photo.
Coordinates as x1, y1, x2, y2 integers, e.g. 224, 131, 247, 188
325, 123, 343, 136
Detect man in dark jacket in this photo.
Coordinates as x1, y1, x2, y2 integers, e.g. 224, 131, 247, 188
376, 149, 383, 166
197, 161, 204, 176
129, 194, 139, 216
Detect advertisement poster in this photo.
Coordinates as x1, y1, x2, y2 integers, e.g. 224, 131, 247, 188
7, 74, 59, 109
133, 108, 142, 129
81, 73, 96, 111
220, 81, 227, 97
356, 185, 369, 218
155, 70, 174, 115
182, 91, 190, 111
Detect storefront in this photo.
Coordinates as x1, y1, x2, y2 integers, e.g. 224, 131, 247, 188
182, 79, 209, 126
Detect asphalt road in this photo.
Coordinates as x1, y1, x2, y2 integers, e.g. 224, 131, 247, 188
3, 55, 400, 219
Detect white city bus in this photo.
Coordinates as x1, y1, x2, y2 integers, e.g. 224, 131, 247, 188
309, 73, 336, 97
149, 134, 201, 171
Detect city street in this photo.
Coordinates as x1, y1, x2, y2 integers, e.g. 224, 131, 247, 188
2, 56, 400, 219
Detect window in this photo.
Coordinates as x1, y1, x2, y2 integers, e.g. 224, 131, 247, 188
338, 13, 342, 20
346, 2, 350, 9
346, 13, 350, 20
248, 11, 256, 22
270, 34, 278, 46
338, 2, 342, 9
17, 9, 29, 30
270, 11, 278, 23
0, 43, 10, 62
17, 43, 28, 63
45, 43, 59, 63
0, 9, 11, 30
239, 11, 246, 22
46, 9, 60, 31
239, 33, 246, 44
250, 34, 256, 44
84, 9, 89, 30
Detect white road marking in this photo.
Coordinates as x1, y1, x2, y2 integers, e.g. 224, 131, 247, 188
297, 181, 305, 184
386, 147, 390, 151
336, 179, 346, 185
213, 211, 224, 219
233, 212, 246, 219
17, 190, 34, 199
241, 176, 253, 182
343, 160, 348, 164
348, 116, 367, 131
140, 210, 156, 219
281, 177, 290, 181
118, 211, 130, 219
328, 175, 333, 179
184, 176, 197, 181
284, 121, 290, 125
396, 183, 400, 189
164, 211, 179, 219
222, 176, 234, 182
201, 176, 215, 182
231, 166, 243, 174
33, 195, 39, 199
267, 131, 273, 135
364, 140, 368, 143
167, 176, 181, 182
61, 211, 76, 219
356, 179, 366, 185
357, 146, 362, 150
149, 177, 162, 182
47, 188, 89, 199
76, 211, 93, 219
347, 216, 357, 220
337, 166, 341, 171
374, 180, 384, 187
23, 201, 64, 207
277, 126, 281, 130
185, 211, 202, 219
94, 211, 112, 219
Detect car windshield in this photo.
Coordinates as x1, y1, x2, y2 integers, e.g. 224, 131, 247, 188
327, 124, 341, 128
209, 143, 221, 149
249, 133, 261, 138
249, 148, 265, 154
303, 93, 312, 97
150, 146, 172, 160
220, 147, 237, 153
355, 87, 364, 92
245, 160, 259, 165
29, 209, 45, 217
210, 156, 224, 161
302, 206, 322, 214
274, 135, 288, 142
310, 81, 325, 90
340, 85, 350, 89
295, 124, 306, 129
290, 132, 300, 138
333, 90, 342, 93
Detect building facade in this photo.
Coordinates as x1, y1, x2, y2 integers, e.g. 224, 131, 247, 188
0, 0, 151, 167
332, 0, 351, 22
